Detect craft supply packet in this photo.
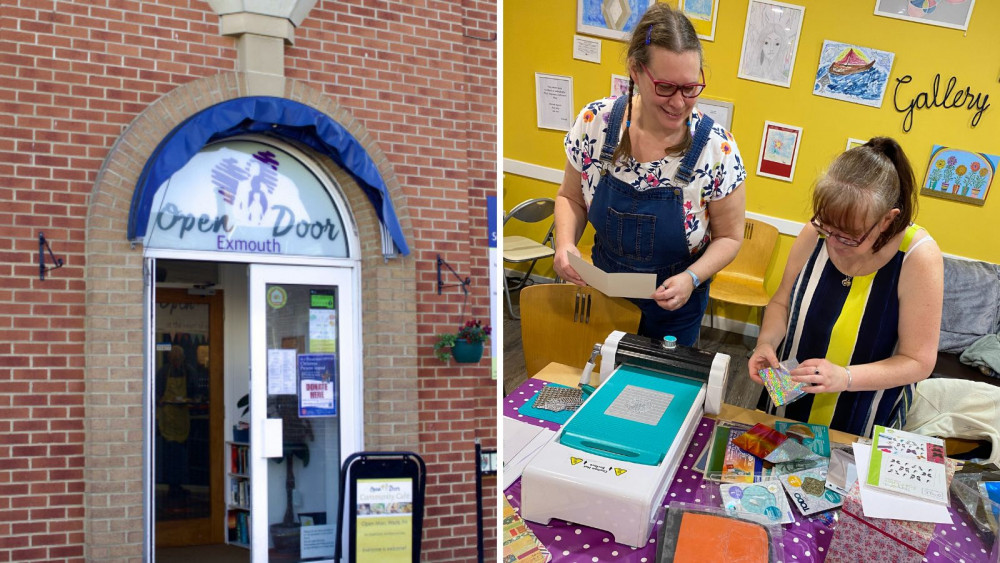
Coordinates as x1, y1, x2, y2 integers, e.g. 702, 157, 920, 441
720, 480, 795, 525
825, 448, 857, 496
759, 361, 805, 407
774, 421, 831, 458
732, 423, 788, 460
780, 465, 844, 516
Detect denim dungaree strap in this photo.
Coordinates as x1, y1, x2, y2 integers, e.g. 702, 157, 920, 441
589, 96, 716, 345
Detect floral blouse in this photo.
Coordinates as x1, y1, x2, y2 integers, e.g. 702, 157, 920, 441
564, 96, 747, 254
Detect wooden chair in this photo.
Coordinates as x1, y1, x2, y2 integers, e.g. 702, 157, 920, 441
519, 283, 641, 377
708, 218, 780, 328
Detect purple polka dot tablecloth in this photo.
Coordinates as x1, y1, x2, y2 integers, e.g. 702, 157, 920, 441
503, 378, 997, 562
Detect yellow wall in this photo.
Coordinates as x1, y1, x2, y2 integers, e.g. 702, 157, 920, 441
504, 0, 1000, 301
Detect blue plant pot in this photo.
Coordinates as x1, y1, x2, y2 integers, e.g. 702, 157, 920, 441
451, 339, 484, 363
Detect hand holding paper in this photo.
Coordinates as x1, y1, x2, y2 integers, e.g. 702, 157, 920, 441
566, 252, 657, 299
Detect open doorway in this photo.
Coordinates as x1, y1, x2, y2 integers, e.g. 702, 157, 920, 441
152, 259, 246, 560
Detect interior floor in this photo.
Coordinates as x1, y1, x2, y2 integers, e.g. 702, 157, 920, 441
155, 544, 249, 563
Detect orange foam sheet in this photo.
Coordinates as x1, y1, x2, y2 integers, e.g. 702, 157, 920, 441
673, 513, 770, 562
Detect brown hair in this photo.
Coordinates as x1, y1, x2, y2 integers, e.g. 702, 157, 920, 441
610, 4, 702, 165
812, 137, 917, 252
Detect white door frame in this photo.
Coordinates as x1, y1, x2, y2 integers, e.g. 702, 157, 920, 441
247, 263, 363, 561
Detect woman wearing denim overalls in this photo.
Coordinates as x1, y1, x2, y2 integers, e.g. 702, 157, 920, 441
554, 4, 747, 346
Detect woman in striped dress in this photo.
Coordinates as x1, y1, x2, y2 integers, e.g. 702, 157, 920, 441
748, 137, 943, 437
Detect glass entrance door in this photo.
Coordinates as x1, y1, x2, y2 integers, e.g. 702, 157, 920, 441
153, 288, 225, 547
248, 265, 359, 562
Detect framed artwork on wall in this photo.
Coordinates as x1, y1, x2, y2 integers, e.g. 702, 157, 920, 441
813, 41, 895, 108
846, 138, 867, 151
737, 0, 805, 88
696, 97, 734, 131
874, 0, 976, 32
680, 0, 721, 41
757, 121, 803, 182
611, 74, 630, 98
577, 0, 656, 41
921, 145, 997, 206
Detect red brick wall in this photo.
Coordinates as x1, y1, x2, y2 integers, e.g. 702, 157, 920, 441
0, 1, 497, 561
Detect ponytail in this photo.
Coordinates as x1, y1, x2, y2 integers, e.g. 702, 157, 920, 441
865, 137, 916, 251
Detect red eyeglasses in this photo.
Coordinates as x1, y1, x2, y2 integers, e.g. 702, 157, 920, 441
810, 215, 879, 247
640, 64, 706, 98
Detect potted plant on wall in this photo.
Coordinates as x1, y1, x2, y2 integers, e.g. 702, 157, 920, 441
434, 319, 491, 364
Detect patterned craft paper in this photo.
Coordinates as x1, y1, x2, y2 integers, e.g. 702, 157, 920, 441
502, 497, 551, 562
825, 480, 935, 563
759, 364, 805, 406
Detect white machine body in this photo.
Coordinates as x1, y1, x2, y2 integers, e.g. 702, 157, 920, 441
520, 331, 730, 547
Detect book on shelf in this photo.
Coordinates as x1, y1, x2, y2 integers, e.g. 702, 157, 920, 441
865, 425, 947, 505
230, 443, 249, 475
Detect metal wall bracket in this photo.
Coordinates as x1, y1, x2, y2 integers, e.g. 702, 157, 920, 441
437, 254, 470, 296
39, 232, 64, 281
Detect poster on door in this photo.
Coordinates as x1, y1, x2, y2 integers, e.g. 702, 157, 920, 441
356, 478, 414, 562
308, 308, 337, 353
297, 353, 337, 417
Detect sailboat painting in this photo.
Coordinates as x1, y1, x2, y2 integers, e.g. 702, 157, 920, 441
813, 41, 895, 108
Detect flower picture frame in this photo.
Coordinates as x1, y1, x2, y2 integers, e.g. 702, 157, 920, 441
920, 145, 997, 206
757, 121, 803, 182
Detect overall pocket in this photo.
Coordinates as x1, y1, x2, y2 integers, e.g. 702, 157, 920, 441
606, 207, 656, 262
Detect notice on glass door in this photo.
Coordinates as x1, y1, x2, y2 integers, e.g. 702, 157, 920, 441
309, 309, 337, 353
356, 478, 414, 562
298, 353, 337, 417
267, 348, 297, 395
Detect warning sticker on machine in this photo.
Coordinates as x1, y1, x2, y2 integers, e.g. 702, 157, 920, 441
568, 457, 627, 477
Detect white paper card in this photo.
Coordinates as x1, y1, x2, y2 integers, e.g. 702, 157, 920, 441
300, 524, 336, 559
502, 424, 556, 490
568, 252, 657, 299
267, 348, 297, 395
503, 417, 546, 465
572, 35, 601, 63
535, 73, 574, 131
852, 442, 952, 523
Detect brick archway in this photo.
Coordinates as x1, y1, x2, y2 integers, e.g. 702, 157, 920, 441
83, 72, 416, 560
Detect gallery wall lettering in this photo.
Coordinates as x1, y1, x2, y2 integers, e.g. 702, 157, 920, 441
892, 74, 990, 133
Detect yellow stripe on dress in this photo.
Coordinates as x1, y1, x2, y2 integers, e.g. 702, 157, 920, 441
807, 274, 872, 427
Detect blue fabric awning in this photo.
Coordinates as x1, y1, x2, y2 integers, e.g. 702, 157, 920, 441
127, 96, 409, 255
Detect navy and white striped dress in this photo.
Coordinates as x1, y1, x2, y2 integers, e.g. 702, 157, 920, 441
768, 224, 929, 437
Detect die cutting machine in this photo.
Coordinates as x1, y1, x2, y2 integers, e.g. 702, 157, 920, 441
519, 331, 730, 547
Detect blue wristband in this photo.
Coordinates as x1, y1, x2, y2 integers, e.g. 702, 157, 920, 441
685, 269, 700, 288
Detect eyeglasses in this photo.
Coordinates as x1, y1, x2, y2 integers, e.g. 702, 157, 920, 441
810, 215, 879, 247
640, 64, 706, 98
